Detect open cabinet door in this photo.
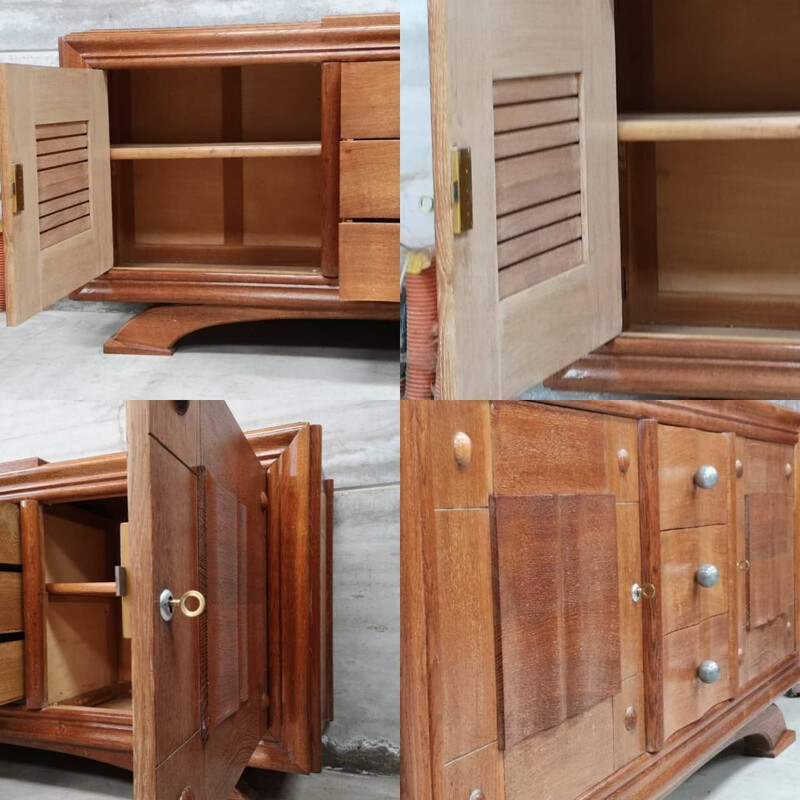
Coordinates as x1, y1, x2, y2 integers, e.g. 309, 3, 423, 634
127, 401, 267, 800
0, 65, 113, 325
429, 0, 622, 398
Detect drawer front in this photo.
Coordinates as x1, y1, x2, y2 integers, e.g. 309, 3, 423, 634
661, 525, 728, 634
659, 425, 729, 530
340, 140, 400, 219
663, 613, 732, 740
339, 222, 399, 302
0, 572, 22, 633
0, 639, 24, 705
0, 502, 21, 564
341, 61, 399, 139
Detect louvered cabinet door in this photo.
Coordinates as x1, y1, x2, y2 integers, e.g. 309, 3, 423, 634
429, 0, 622, 398
0, 65, 112, 325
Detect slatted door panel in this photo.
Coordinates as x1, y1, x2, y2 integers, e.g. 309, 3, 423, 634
430, 0, 622, 398
0, 65, 112, 325
491, 492, 621, 750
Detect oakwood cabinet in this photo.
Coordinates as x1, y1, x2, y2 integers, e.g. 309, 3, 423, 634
0, 14, 399, 355
0, 401, 332, 799
402, 400, 799, 799
428, 0, 800, 398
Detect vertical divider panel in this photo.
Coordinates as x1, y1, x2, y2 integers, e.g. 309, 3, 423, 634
726, 433, 740, 696
638, 419, 664, 752
320, 63, 342, 278
20, 498, 47, 709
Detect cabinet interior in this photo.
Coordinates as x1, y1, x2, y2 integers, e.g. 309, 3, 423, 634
42, 497, 130, 713
107, 65, 323, 274
616, 0, 800, 335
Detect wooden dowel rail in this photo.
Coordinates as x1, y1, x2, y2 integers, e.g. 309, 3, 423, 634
46, 582, 116, 597
109, 142, 322, 160
618, 112, 800, 142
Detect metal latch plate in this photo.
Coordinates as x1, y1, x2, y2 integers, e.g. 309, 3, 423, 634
451, 147, 473, 235
11, 163, 23, 214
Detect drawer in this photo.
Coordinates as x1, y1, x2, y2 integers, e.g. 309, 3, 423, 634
341, 61, 399, 139
339, 222, 399, 302
0, 501, 21, 564
663, 613, 731, 740
659, 425, 729, 530
0, 571, 22, 633
661, 525, 728, 634
0, 639, 24, 705
340, 140, 400, 219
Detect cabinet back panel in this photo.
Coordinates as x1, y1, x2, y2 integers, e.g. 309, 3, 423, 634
651, 1, 800, 113
242, 158, 321, 248
47, 599, 117, 704
655, 141, 800, 298
112, 65, 322, 145
129, 68, 224, 144
43, 507, 113, 583
133, 160, 225, 246
241, 65, 321, 142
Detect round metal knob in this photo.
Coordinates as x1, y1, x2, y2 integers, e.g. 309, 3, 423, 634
697, 660, 721, 684
693, 465, 719, 490
695, 564, 720, 588
469, 791, 486, 800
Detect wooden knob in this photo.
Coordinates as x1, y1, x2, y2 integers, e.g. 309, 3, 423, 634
617, 449, 630, 474
787, 620, 793, 632
786, 463, 793, 479
179, 789, 196, 800
738, 647, 745, 664
260, 491, 268, 510
624, 706, 637, 731
453, 432, 472, 468
735, 459, 744, 479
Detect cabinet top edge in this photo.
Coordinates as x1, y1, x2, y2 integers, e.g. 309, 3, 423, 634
530, 400, 800, 444
59, 14, 400, 69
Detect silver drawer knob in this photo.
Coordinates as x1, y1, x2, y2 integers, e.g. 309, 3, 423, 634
695, 564, 720, 588
694, 465, 719, 490
697, 660, 721, 684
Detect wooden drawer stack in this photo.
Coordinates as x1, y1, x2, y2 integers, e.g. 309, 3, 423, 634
338, 61, 399, 303
0, 502, 23, 706
657, 425, 734, 740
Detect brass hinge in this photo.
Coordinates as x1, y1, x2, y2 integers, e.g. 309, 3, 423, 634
11, 163, 24, 214
451, 147, 473, 235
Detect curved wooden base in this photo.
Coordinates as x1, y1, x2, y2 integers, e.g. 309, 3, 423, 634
737, 703, 796, 759
104, 304, 399, 355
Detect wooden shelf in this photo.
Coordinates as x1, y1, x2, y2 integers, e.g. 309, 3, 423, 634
109, 142, 322, 160
618, 112, 800, 142
46, 582, 116, 597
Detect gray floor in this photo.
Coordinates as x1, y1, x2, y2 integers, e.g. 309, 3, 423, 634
668, 695, 800, 799
0, 745, 399, 799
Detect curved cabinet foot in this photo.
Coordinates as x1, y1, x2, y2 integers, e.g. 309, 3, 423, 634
738, 703, 796, 759
103, 304, 396, 355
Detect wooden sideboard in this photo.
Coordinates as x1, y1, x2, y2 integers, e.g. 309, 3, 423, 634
0, 401, 332, 799
402, 400, 800, 799
428, 0, 800, 398
0, 13, 399, 355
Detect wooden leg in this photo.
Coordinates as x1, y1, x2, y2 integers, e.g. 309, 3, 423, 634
103, 304, 398, 356
738, 703, 796, 758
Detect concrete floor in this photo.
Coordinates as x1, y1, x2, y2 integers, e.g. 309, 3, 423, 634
668, 695, 800, 799
0, 744, 399, 799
